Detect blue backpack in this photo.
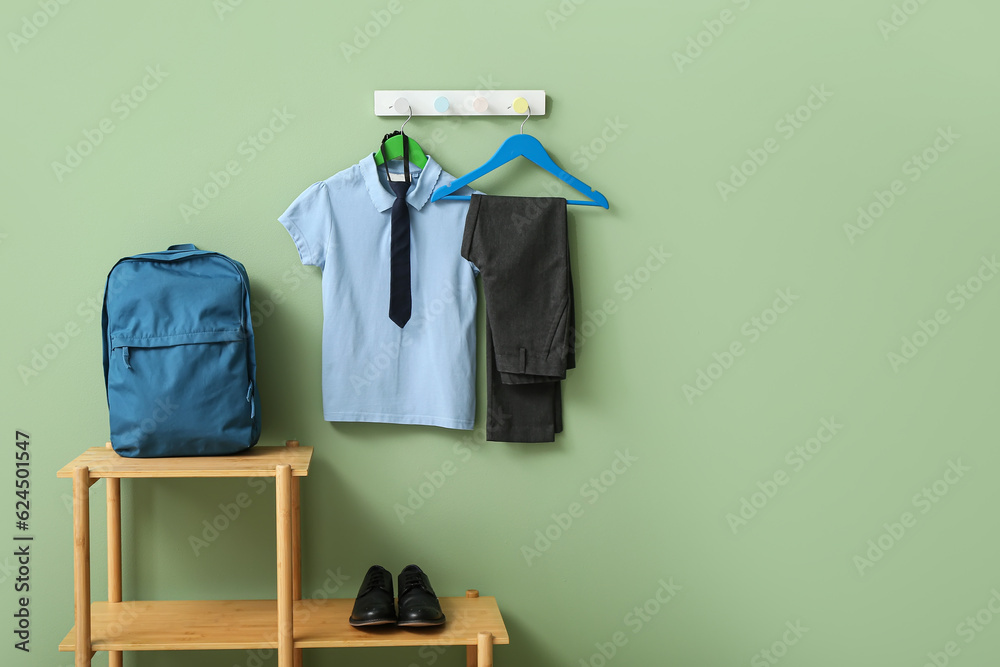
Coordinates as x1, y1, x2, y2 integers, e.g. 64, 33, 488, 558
102, 244, 261, 457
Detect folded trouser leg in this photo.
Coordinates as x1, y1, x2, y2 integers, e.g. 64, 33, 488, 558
486, 320, 560, 442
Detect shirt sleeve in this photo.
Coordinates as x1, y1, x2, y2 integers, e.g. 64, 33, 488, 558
278, 181, 333, 268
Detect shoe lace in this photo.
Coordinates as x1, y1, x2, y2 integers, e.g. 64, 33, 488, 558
399, 569, 426, 595
361, 570, 386, 595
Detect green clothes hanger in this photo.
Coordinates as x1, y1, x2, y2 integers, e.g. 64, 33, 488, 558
374, 105, 427, 169
373, 130, 427, 168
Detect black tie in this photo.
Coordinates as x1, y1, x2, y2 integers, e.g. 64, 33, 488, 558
388, 179, 412, 328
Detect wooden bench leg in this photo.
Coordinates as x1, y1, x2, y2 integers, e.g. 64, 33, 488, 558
74, 466, 92, 667
478, 631, 494, 667
276, 464, 293, 667
286, 441, 303, 667
466, 589, 480, 666
106, 442, 123, 667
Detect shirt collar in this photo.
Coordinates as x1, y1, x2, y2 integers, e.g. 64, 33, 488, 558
360, 153, 444, 213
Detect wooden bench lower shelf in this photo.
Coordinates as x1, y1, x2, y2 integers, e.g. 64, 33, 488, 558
59, 596, 509, 652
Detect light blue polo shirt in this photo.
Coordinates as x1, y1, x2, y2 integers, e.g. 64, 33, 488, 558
279, 154, 478, 429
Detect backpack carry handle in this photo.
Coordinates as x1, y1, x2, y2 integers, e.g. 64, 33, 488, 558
168, 244, 198, 251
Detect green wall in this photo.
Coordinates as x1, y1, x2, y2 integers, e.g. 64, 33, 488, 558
3, 1, 1000, 665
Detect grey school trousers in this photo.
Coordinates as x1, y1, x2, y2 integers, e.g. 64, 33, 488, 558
461, 195, 575, 442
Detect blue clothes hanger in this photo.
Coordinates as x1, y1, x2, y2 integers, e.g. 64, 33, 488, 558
430, 108, 609, 208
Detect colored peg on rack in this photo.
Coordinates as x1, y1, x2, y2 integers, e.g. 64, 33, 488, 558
434, 96, 450, 112
392, 97, 410, 114
472, 96, 488, 113
511, 97, 529, 114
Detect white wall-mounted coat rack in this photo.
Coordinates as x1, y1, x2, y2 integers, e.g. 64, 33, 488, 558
374, 90, 546, 116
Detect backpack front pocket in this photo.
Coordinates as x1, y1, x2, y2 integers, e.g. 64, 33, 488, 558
108, 330, 255, 457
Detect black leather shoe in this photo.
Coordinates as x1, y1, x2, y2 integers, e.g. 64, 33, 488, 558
396, 564, 446, 627
349, 565, 396, 626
